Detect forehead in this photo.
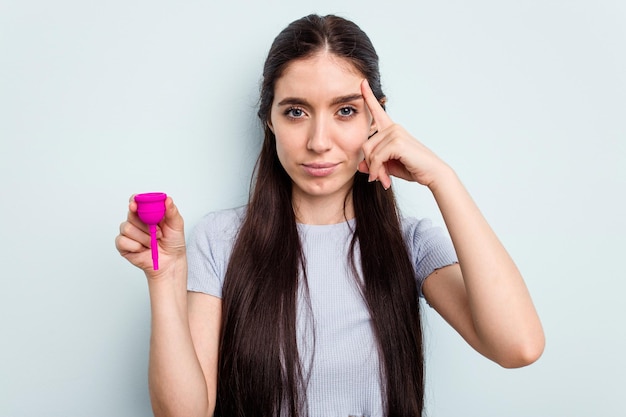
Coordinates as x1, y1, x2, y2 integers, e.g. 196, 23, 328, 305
274, 53, 364, 99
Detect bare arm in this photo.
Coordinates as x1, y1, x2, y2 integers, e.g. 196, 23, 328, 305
359, 80, 544, 367
116, 197, 220, 416
422, 170, 544, 367
187, 292, 222, 414
147, 271, 220, 417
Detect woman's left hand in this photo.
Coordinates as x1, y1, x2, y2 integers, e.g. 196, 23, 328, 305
358, 79, 451, 190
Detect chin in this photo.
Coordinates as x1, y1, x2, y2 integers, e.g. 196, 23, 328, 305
296, 179, 353, 199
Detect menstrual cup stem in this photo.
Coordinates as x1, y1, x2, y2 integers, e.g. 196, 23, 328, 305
149, 224, 159, 270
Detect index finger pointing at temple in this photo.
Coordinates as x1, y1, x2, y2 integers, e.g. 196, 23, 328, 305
361, 79, 393, 130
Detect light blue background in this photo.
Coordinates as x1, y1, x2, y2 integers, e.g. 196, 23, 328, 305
1, 1, 624, 416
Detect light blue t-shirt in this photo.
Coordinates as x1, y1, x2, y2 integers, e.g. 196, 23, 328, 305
187, 206, 458, 417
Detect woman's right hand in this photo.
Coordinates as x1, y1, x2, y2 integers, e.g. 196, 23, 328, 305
115, 194, 186, 279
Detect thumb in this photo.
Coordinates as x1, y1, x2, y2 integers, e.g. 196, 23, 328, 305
162, 197, 185, 231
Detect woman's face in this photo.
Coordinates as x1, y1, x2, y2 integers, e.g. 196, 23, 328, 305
268, 53, 376, 209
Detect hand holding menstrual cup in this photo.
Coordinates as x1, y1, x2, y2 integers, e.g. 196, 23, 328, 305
134, 193, 167, 270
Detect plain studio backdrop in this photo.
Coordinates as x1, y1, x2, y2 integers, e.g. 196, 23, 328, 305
1, 1, 624, 416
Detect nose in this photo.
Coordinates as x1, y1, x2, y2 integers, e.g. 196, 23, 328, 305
307, 117, 333, 153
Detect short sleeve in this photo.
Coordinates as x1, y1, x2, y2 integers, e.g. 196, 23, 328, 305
186, 207, 245, 298
401, 216, 458, 298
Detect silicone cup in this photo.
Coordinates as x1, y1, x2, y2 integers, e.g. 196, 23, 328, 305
134, 193, 167, 270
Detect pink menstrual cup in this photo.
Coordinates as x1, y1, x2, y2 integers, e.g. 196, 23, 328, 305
134, 192, 167, 270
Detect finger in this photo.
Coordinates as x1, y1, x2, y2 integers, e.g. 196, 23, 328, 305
368, 156, 392, 190
120, 250, 152, 271
115, 233, 148, 255
124, 194, 145, 228
361, 79, 393, 131
357, 159, 370, 174
119, 221, 151, 249
378, 163, 392, 190
126, 208, 148, 235
128, 193, 138, 212
362, 135, 393, 189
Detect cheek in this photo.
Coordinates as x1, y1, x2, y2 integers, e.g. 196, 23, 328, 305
274, 136, 287, 162
273, 121, 306, 154
276, 149, 289, 171
341, 124, 369, 154
273, 131, 297, 169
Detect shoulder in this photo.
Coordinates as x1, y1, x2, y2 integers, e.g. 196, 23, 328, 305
187, 206, 247, 296
190, 206, 247, 243
187, 205, 247, 267
400, 215, 458, 284
400, 216, 444, 252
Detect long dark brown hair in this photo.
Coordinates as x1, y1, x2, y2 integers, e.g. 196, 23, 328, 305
217, 14, 424, 416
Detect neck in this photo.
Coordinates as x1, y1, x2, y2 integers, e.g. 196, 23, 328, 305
292, 192, 354, 225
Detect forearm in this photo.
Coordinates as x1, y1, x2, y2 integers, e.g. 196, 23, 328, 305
429, 168, 544, 367
147, 257, 211, 417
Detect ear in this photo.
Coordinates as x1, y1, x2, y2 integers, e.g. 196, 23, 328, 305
267, 119, 274, 133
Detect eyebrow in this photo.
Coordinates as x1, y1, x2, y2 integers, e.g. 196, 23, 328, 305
276, 93, 363, 107
331, 93, 363, 106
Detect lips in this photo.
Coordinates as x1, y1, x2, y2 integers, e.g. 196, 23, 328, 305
302, 162, 339, 177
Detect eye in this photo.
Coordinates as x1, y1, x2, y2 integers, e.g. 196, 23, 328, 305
337, 106, 357, 118
285, 107, 305, 119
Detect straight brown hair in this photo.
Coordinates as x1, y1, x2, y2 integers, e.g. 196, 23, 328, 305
216, 14, 424, 417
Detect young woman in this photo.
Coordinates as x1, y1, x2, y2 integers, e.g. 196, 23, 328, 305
116, 14, 544, 417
